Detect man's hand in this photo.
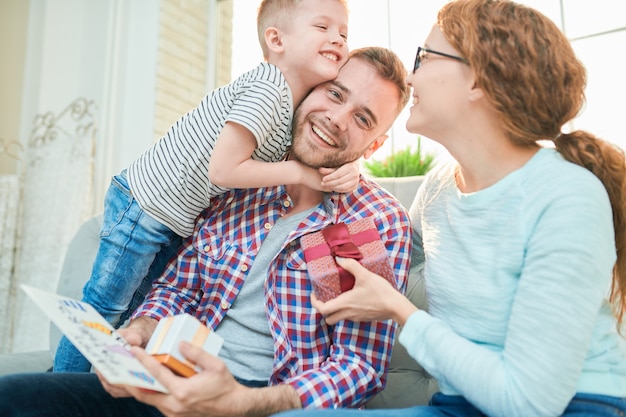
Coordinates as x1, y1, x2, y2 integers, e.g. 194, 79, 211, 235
118, 316, 159, 348
98, 316, 158, 398
319, 160, 360, 193
125, 341, 249, 417
98, 317, 302, 417
96, 370, 135, 398
123, 341, 301, 417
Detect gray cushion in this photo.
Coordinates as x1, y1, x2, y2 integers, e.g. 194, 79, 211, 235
0, 215, 102, 376
368, 176, 423, 209
49, 215, 102, 356
0, 350, 53, 376
366, 264, 438, 408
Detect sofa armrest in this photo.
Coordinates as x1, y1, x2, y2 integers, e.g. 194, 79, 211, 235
368, 176, 423, 210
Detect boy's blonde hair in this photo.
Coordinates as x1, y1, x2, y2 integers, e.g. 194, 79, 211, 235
256, 0, 349, 58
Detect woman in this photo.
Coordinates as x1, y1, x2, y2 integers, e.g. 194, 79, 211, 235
276, 0, 626, 416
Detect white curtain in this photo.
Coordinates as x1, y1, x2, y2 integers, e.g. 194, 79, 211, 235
1, 98, 96, 354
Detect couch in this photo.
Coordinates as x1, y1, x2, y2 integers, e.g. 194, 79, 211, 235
0, 176, 438, 408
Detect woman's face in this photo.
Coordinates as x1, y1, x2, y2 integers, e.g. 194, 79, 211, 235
405, 25, 474, 141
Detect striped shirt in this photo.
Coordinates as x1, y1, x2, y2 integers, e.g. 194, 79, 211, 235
133, 177, 412, 409
127, 62, 293, 237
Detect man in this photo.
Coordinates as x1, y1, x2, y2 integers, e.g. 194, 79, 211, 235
0, 46, 412, 417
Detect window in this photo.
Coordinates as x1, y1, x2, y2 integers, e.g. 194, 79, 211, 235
231, 0, 626, 159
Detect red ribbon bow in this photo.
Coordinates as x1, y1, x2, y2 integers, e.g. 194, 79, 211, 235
321, 223, 363, 292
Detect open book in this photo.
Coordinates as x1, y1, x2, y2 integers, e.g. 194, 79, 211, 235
22, 285, 168, 392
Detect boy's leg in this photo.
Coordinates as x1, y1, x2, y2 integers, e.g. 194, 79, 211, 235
0, 372, 163, 417
54, 336, 92, 372
120, 232, 183, 326
54, 172, 180, 372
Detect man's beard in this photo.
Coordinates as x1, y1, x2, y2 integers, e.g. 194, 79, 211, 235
290, 114, 364, 169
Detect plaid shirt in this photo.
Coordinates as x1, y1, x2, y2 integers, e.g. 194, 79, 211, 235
134, 176, 412, 409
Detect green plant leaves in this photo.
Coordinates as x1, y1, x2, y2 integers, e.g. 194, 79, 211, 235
364, 137, 436, 178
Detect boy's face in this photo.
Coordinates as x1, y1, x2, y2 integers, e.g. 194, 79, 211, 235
290, 58, 400, 169
280, 0, 349, 86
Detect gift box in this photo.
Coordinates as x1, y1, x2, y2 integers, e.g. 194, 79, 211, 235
301, 217, 396, 302
145, 313, 224, 377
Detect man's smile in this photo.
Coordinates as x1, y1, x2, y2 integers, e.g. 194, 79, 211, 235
311, 124, 337, 147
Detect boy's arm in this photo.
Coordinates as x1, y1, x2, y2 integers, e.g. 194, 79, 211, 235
209, 122, 325, 189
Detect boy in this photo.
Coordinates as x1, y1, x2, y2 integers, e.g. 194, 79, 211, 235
54, 0, 352, 372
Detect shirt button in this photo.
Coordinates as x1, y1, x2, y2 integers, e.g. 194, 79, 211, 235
264, 223, 272, 230
283, 200, 291, 208
241, 264, 248, 272
203, 245, 210, 252
220, 300, 229, 310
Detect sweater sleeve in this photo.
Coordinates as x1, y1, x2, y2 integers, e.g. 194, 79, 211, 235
401, 170, 616, 417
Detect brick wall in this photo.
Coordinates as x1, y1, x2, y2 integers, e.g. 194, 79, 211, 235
153, 0, 233, 141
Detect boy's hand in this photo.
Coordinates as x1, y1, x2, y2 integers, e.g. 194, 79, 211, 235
319, 160, 360, 193
298, 164, 328, 191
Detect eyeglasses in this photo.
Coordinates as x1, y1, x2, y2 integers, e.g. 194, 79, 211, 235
413, 46, 468, 72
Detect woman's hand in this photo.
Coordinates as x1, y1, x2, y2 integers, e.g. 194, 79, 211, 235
311, 257, 418, 326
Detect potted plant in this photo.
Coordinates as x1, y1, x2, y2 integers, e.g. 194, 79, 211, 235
363, 137, 437, 208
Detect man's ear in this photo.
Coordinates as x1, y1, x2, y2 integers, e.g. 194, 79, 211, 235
264, 27, 284, 53
363, 135, 388, 160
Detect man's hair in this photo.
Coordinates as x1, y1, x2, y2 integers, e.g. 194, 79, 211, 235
349, 47, 410, 116
256, 0, 349, 58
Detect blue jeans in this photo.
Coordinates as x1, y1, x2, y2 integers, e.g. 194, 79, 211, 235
0, 372, 268, 417
274, 392, 626, 417
54, 171, 182, 372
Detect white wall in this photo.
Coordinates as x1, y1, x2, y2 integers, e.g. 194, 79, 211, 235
564, 1, 626, 146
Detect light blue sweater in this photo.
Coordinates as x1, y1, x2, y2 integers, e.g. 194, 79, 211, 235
403, 148, 626, 417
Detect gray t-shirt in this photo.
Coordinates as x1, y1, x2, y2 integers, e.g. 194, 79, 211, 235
215, 206, 315, 381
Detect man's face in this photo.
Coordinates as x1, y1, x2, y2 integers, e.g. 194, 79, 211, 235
290, 58, 401, 168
